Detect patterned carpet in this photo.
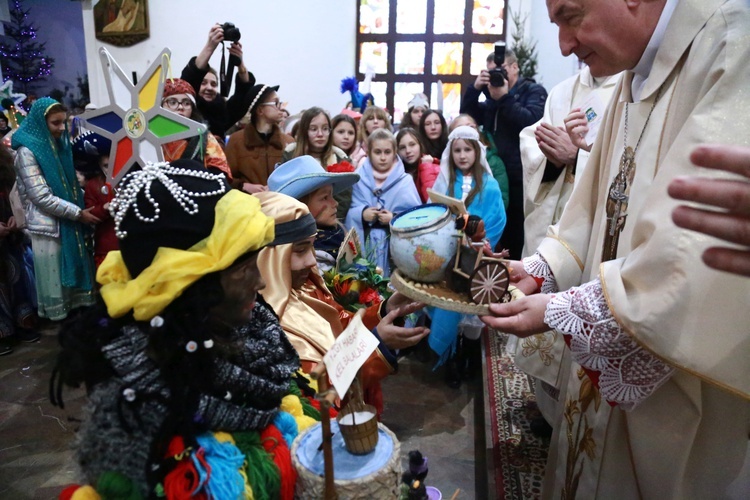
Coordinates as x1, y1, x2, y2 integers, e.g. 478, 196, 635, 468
484, 331, 549, 499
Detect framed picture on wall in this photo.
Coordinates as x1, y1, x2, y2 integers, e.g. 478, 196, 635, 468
93, 0, 150, 47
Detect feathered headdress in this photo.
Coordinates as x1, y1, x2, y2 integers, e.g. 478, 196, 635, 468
340, 76, 374, 113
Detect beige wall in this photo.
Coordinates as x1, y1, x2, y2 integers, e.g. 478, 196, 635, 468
80, 1, 576, 120
81, 0, 357, 117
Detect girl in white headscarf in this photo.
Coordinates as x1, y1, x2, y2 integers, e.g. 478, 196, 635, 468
430, 125, 507, 387
432, 125, 505, 246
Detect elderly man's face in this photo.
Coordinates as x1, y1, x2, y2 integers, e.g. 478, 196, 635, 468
546, 0, 647, 77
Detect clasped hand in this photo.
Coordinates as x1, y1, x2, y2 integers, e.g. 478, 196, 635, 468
363, 207, 393, 225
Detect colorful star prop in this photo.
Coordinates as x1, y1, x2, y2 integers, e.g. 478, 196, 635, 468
82, 47, 204, 186
0, 79, 26, 110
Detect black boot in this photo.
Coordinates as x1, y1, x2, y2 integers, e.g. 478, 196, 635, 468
444, 336, 464, 389
461, 337, 481, 381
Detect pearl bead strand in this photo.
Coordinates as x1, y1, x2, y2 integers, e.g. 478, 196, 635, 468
110, 162, 227, 239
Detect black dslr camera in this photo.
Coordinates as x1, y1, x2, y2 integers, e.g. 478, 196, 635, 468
489, 41, 508, 87
221, 22, 241, 42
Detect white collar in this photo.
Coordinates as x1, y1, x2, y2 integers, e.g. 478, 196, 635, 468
631, 0, 678, 102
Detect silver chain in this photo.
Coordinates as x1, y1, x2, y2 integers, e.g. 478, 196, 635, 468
624, 87, 663, 154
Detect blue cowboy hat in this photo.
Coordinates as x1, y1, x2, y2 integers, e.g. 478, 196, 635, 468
268, 155, 359, 200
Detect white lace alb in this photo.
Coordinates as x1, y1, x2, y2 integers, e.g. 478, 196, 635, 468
544, 278, 674, 410
523, 253, 559, 294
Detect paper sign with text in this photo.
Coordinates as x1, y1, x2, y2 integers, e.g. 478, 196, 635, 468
323, 313, 379, 399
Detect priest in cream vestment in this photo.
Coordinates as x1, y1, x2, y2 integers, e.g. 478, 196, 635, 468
516, 67, 621, 424
482, 0, 750, 497
520, 67, 621, 258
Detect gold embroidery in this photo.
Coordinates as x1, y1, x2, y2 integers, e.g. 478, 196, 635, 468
562, 369, 601, 500
521, 331, 557, 366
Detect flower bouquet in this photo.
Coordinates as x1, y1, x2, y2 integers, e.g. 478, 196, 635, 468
324, 257, 392, 312
327, 160, 356, 173
323, 228, 392, 312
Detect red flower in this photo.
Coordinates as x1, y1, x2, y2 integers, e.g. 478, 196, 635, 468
359, 287, 381, 306
327, 161, 355, 173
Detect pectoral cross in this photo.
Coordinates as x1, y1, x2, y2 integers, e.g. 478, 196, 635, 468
602, 147, 636, 262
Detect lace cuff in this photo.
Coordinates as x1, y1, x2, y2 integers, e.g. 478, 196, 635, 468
523, 253, 559, 294
544, 279, 674, 410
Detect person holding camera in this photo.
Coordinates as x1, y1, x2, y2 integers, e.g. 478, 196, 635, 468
180, 23, 255, 140
460, 47, 547, 260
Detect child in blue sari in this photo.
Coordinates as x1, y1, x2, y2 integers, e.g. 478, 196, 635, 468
430, 126, 506, 386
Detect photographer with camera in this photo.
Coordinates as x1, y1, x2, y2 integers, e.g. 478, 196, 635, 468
181, 23, 255, 140
460, 44, 547, 259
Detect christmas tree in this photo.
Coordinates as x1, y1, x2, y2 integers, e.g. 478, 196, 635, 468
508, 6, 538, 80
0, 0, 55, 94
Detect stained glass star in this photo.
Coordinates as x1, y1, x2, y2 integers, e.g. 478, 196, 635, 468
82, 47, 204, 186
0, 79, 26, 109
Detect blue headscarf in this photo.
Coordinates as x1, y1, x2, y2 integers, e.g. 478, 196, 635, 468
12, 97, 93, 290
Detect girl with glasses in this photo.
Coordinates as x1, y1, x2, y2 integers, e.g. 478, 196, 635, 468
160, 79, 232, 180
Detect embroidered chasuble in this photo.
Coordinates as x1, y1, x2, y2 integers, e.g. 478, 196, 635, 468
516, 68, 620, 423
528, 0, 750, 497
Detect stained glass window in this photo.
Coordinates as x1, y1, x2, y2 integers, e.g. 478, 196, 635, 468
433, 0, 465, 34
360, 0, 390, 34
470, 42, 494, 75
396, 0, 427, 34
430, 82, 462, 122
394, 82, 426, 122
356, 1, 506, 124
359, 42, 389, 74
369, 82, 389, 114
395, 42, 426, 74
472, 0, 505, 34
432, 42, 464, 75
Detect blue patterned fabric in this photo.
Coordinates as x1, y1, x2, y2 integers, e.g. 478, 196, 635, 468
429, 172, 506, 365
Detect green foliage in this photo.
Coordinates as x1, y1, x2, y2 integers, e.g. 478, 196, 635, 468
323, 257, 392, 312
508, 5, 539, 80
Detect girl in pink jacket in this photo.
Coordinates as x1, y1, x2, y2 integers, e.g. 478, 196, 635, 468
396, 128, 439, 204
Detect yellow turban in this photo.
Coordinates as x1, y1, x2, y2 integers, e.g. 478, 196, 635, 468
98, 190, 274, 320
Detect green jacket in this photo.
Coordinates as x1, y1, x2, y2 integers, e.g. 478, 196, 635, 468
482, 131, 510, 209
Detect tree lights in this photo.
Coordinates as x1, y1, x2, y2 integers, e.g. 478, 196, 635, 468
0, 0, 55, 94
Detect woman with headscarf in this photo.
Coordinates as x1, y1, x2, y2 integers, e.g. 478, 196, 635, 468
431, 126, 506, 388
52, 159, 308, 498
12, 97, 98, 321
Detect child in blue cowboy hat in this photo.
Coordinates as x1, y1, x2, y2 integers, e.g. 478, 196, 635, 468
268, 155, 359, 271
